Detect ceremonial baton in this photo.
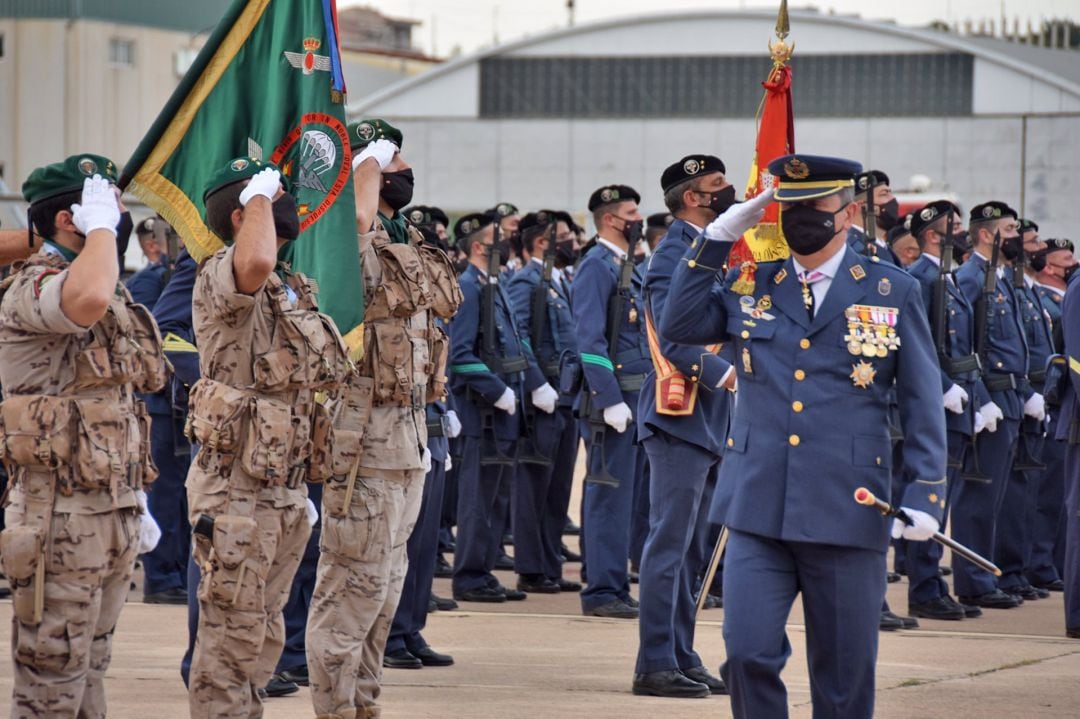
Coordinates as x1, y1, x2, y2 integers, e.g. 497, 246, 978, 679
853, 488, 1001, 576
696, 526, 728, 615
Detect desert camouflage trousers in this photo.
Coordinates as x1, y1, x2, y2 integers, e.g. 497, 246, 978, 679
186, 480, 310, 719
307, 466, 425, 719
4, 471, 140, 719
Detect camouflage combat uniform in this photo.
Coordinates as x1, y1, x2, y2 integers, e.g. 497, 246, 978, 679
0, 247, 165, 718
185, 245, 349, 718
308, 220, 461, 719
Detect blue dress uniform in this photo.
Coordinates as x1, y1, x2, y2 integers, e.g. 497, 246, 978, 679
660, 155, 946, 719
902, 202, 984, 611
953, 209, 1030, 604
449, 259, 547, 598
1056, 269, 1080, 635
995, 270, 1055, 595
125, 260, 168, 309
572, 239, 651, 614
506, 249, 579, 585
636, 217, 733, 676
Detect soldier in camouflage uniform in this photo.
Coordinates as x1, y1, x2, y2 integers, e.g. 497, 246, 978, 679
307, 119, 461, 719
184, 158, 350, 718
0, 155, 166, 718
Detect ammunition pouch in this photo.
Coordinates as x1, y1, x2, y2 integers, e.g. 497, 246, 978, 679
322, 376, 374, 482
558, 353, 583, 398
1044, 355, 1068, 406
72, 300, 167, 394
255, 282, 349, 393
427, 414, 451, 438
240, 396, 294, 485
0, 526, 46, 625
426, 325, 450, 403
185, 379, 250, 452
362, 322, 417, 407
0, 395, 74, 470
71, 398, 131, 490
418, 244, 464, 320
364, 240, 435, 321
1028, 368, 1047, 385
200, 514, 259, 610
484, 354, 529, 376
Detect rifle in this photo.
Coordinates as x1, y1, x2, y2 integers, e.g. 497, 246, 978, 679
862, 175, 878, 256
475, 233, 516, 466
1011, 235, 1048, 472
583, 256, 634, 487
530, 221, 558, 372
931, 212, 967, 470
964, 231, 1003, 484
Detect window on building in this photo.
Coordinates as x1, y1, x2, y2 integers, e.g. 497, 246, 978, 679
479, 53, 974, 118
109, 39, 135, 67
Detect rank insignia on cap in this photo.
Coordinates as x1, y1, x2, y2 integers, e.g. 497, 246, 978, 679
920, 207, 935, 221
78, 157, 98, 176
850, 265, 866, 281
230, 158, 249, 172
784, 158, 810, 180
683, 158, 701, 175
600, 188, 614, 203
982, 205, 996, 218
850, 360, 877, 389
496, 203, 516, 216
409, 209, 424, 223
878, 277, 891, 296
356, 122, 375, 141
461, 220, 475, 234
857, 176, 869, 191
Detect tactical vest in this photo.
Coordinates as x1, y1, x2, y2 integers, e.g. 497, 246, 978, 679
358, 222, 462, 407
0, 252, 167, 496
185, 269, 352, 487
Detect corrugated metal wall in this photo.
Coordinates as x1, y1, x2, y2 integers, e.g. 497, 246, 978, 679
0, 0, 228, 32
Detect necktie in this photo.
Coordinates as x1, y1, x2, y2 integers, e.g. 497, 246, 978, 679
798, 270, 826, 319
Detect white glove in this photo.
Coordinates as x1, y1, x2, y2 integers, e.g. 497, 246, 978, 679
134, 490, 162, 554
891, 508, 940, 542
943, 384, 968, 414
602, 402, 633, 433
974, 410, 987, 434
239, 167, 281, 206
305, 498, 319, 527
494, 387, 517, 415
703, 190, 775, 243
422, 446, 433, 473
444, 455, 453, 472
445, 410, 462, 438
71, 175, 121, 236
979, 401, 1003, 433
1024, 393, 1046, 421
531, 383, 558, 414
351, 138, 397, 171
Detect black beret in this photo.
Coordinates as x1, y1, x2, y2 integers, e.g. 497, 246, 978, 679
1019, 218, 1039, 233
647, 212, 675, 230
1046, 238, 1075, 254
886, 224, 912, 247
969, 201, 1017, 225
403, 205, 449, 228
855, 170, 890, 193
660, 155, 726, 193
909, 200, 960, 237
518, 209, 561, 234
489, 202, 519, 218
453, 212, 496, 241
588, 184, 641, 212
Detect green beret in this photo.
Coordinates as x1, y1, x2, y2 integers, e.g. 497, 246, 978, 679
347, 119, 403, 153
22, 153, 118, 205
202, 156, 283, 202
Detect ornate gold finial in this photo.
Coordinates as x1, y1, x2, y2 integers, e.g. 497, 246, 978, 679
768, 0, 795, 68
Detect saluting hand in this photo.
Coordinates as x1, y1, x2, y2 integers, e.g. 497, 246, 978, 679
71, 175, 121, 236
704, 189, 776, 243
352, 138, 398, 171
239, 167, 281, 206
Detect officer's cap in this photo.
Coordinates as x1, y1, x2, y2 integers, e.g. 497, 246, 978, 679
767, 154, 861, 202
647, 212, 675, 230
588, 184, 641, 212
404, 205, 449, 228
1019, 218, 1039, 233
909, 200, 960, 237
488, 202, 519, 219
202, 157, 285, 203
969, 201, 1017, 226
454, 212, 496, 242
347, 119, 403, 153
22, 154, 118, 205
660, 155, 726, 193
855, 170, 890, 194
1046, 238, 1074, 254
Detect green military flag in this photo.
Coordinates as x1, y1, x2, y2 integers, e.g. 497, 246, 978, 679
121, 0, 364, 349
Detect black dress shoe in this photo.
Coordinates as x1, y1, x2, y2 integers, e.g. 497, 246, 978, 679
1003, 584, 1041, 601
410, 645, 454, 667
939, 566, 953, 576
500, 586, 527, 601
278, 665, 309, 686
632, 670, 710, 698
494, 552, 515, 571
556, 578, 582, 592
959, 590, 1021, 609
264, 674, 299, 697
1067, 627, 1080, 639
563, 518, 581, 536
682, 665, 728, 695
941, 594, 982, 618
257, 688, 268, 700
1033, 586, 1051, 599
383, 648, 423, 669
517, 575, 561, 594
881, 609, 917, 629
1034, 579, 1065, 592
434, 555, 453, 578
909, 596, 965, 621
454, 586, 507, 603
886, 572, 902, 584
428, 598, 438, 612
879, 611, 904, 631
586, 599, 639, 619
624, 595, 640, 609
561, 543, 582, 563
143, 588, 188, 605
629, 569, 640, 584
431, 593, 458, 611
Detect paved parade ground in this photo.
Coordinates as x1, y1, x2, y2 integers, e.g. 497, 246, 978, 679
2, 555, 1078, 719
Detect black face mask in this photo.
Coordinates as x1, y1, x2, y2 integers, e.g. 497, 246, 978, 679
1065, 263, 1079, 283
1028, 249, 1048, 273
706, 186, 737, 216
877, 199, 900, 231
555, 240, 579, 267
381, 169, 415, 211
454, 258, 469, 275
781, 204, 843, 256
1000, 235, 1022, 262
616, 218, 644, 246
271, 194, 301, 240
